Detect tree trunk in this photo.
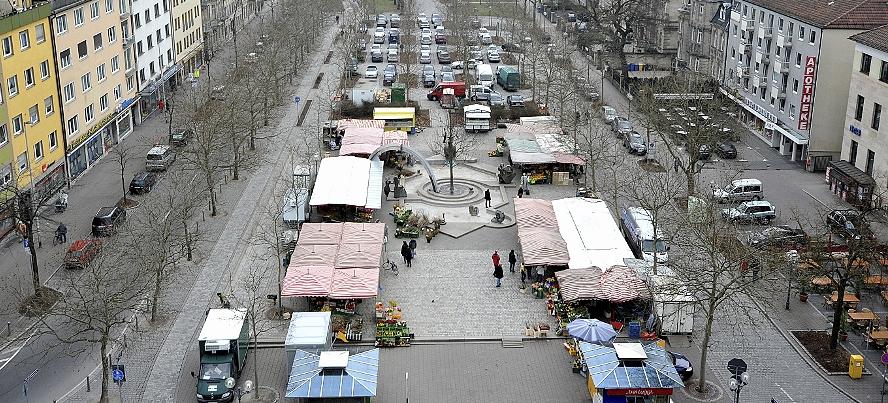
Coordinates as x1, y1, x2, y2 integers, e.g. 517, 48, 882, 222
151, 267, 162, 322
120, 165, 127, 203
252, 316, 261, 398
696, 301, 716, 393
686, 166, 696, 197
829, 277, 848, 349
207, 173, 218, 216
100, 336, 110, 403
26, 223, 40, 294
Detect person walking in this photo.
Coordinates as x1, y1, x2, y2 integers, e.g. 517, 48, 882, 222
55, 223, 67, 243
484, 189, 492, 208
521, 173, 530, 195
491, 250, 500, 269
494, 264, 504, 287
384, 180, 392, 199
409, 239, 417, 259
519, 264, 527, 288
401, 241, 412, 267
673, 158, 680, 172
517, 187, 524, 198
508, 250, 517, 273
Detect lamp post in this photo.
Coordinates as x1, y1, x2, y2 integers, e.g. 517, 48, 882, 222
225, 378, 253, 402
729, 371, 749, 403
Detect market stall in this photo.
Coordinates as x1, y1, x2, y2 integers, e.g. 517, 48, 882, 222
513, 198, 570, 269
284, 311, 332, 365
578, 342, 683, 402
552, 197, 634, 270
281, 265, 335, 298
375, 301, 411, 347
552, 265, 653, 336
310, 156, 384, 222
298, 223, 345, 245
373, 107, 416, 132
286, 349, 379, 402
826, 160, 875, 208
502, 119, 584, 184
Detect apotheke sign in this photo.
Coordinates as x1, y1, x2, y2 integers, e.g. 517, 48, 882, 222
798, 56, 817, 131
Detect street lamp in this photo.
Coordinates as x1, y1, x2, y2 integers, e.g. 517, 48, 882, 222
729, 371, 749, 403
225, 378, 253, 402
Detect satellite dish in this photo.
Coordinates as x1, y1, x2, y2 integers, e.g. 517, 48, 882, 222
225, 377, 236, 389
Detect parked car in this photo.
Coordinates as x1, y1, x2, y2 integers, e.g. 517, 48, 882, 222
421, 33, 432, 45
501, 42, 523, 53
364, 65, 379, 78
480, 32, 492, 44
419, 50, 432, 64
715, 141, 737, 159
507, 94, 525, 107
92, 205, 127, 236
390, 14, 401, 27
431, 13, 443, 25
422, 65, 436, 86
417, 13, 427, 23
712, 178, 763, 203
488, 92, 506, 107
611, 117, 632, 138
623, 131, 647, 155
722, 200, 776, 224
383, 64, 397, 85
601, 105, 617, 123
487, 50, 501, 63
145, 145, 175, 171
667, 351, 693, 381
387, 49, 399, 62
437, 49, 451, 64
747, 225, 808, 249
827, 209, 866, 240
64, 239, 102, 269
169, 128, 191, 146
698, 144, 711, 160
435, 33, 447, 44
419, 18, 430, 29
129, 171, 158, 194
441, 71, 455, 82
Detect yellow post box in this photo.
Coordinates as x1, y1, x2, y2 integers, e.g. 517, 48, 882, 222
849, 354, 864, 379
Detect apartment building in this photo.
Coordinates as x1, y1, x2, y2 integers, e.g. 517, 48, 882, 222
0, 2, 66, 194
722, 0, 888, 170
50, 0, 137, 179
171, 0, 202, 82
707, 1, 731, 83
132, 0, 174, 121
622, 0, 682, 76
201, 0, 257, 61
676, 0, 727, 78
840, 25, 888, 188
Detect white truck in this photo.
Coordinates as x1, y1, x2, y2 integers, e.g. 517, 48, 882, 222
475, 63, 495, 88
619, 206, 669, 263
464, 104, 492, 133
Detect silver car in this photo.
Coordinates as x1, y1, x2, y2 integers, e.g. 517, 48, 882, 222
488, 92, 506, 107
623, 131, 646, 155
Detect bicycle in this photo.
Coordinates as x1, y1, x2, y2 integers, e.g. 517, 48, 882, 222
382, 259, 399, 276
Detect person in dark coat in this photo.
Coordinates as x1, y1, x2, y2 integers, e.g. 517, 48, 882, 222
484, 189, 492, 207
401, 241, 412, 267
493, 264, 504, 287
517, 187, 524, 198
384, 180, 392, 199
508, 250, 517, 273
409, 239, 417, 258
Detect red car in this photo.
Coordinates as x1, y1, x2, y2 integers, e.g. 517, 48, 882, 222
64, 239, 102, 269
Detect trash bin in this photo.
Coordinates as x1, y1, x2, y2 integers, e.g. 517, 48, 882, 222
628, 322, 641, 339
849, 354, 864, 379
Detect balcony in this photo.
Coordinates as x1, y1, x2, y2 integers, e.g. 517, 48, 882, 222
736, 66, 748, 78
758, 27, 772, 39
740, 17, 754, 31
739, 43, 751, 54
119, 9, 130, 21
123, 35, 135, 47
752, 74, 762, 87
776, 33, 793, 49
772, 58, 789, 74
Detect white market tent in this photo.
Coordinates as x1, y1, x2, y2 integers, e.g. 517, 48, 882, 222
551, 198, 634, 270
309, 156, 383, 209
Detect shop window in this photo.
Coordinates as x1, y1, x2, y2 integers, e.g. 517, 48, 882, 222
873, 103, 882, 130
866, 150, 875, 176
849, 140, 859, 165
855, 95, 865, 121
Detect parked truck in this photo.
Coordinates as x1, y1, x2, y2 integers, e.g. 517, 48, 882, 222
464, 104, 492, 133
619, 207, 669, 263
495, 66, 520, 91
195, 309, 250, 403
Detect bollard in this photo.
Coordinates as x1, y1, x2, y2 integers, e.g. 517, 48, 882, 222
135, 316, 139, 331
6, 321, 9, 336
86, 376, 91, 392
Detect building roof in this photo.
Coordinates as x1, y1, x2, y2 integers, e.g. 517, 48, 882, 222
850, 24, 888, 54
745, 0, 888, 29
710, 2, 731, 31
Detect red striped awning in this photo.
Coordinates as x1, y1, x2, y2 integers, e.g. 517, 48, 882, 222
298, 223, 344, 245
290, 244, 339, 267
556, 266, 651, 303
514, 198, 570, 266
329, 268, 379, 299
341, 223, 386, 244
282, 265, 334, 297
335, 243, 383, 269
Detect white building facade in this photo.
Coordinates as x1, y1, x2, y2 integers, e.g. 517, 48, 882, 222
171, 0, 202, 83
132, 0, 175, 121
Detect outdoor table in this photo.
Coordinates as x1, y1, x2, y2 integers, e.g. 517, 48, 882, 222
831, 293, 860, 308
869, 329, 888, 343
797, 259, 821, 271
811, 276, 832, 287
849, 311, 877, 323
865, 275, 888, 286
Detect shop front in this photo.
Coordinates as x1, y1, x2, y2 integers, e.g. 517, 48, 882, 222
826, 160, 876, 208
138, 65, 181, 122
67, 108, 133, 179
578, 342, 683, 403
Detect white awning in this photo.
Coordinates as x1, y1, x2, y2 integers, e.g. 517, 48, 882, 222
310, 156, 379, 208
552, 198, 634, 270
365, 160, 383, 209
768, 122, 808, 145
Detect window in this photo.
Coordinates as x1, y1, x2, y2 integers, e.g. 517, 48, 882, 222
108, 26, 116, 43
144, 9, 150, 23
165, 24, 170, 38
12, 114, 23, 134
134, 14, 141, 28
873, 103, 882, 130
849, 140, 859, 165
35, 24, 44, 43
84, 104, 94, 122
17, 152, 27, 173
90, 2, 99, 19
74, 8, 84, 26
855, 95, 865, 121
113, 84, 121, 100
96, 64, 106, 82
44, 95, 53, 115
33, 141, 43, 161
18, 30, 29, 50
809, 30, 816, 44
56, 15, 67, 34
28, 105, 38, 124
81, 73, 91, 91
40, 60, 49, 80
126, 76, 133, 91
136, 41, 143, 55
0, 124, 7, 146
866, 150, 876, 176
105, 0, 113, 12
156, 29, 161, 43
67, 115, 78, 134
861, 53, 872, 74
60, 49, 71, 68
7, 76, 18, 96
779, 18, 784, 30
799, 26, 805, 40
93, 33, 102, 50
23, 68, 34, 87
2, 36, 12, 56
100, 93, 108, 111
111, 55, 119, 72
77, 40, 87, 58
147, 36, 153, 49
63, 82, 75, 102
0, 165, 11, 187
49, 131, 57, 149
154, 3, 159, 17
790, 104, 796, 119
881, 61, 888, 83
796, 52, 801, 67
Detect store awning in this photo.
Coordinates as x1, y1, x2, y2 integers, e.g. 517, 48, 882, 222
768, 122, 808, 145
341, 222, 386, 244
553, 198, 634, 270
555, 267, 602, 302
335, 243, 383, 269
290, 244, 339, 267
282, 265, 334, 297
298, 223, 344, 245
514, 198, 570, 266
510, 151, 556, 164
310, 156, 382, 208
329, 268, 380, 299
515, 198, 560, 227
286, 349, 379, 398
553, 152, 585, 165
579, 342, 684, 391
337, 119, 386, 130
830, 160, 876, 186
556, 265, 651, 302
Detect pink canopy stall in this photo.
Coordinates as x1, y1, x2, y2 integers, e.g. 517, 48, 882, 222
335, 243, 383, 269
290, 244, 339, 267
514, 198, 570, 266
281, 265, 334, 297
341, 222, 386, 244
329, 269, 380, 299
297, 223, 344, 245
339, 127, 385, 156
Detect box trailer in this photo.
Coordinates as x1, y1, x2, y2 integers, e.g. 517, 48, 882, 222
464, 104, 492, 133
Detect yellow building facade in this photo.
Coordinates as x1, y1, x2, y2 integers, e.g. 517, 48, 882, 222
0, 2, 65, 193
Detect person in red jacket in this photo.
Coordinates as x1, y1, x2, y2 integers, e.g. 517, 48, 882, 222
492, 251, 501, 269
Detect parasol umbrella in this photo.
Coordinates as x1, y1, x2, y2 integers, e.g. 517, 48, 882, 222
567, 319, 617, 344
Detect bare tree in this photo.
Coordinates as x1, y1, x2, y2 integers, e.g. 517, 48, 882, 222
108, 142, 139, 207
233, 258, 284, 399
427, 111, 479, 194
585, 0, 661, 84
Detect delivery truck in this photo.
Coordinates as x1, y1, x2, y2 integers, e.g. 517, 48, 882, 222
195, 309, 250, 403
495, 66, 520, 91
464, 104, 492, 132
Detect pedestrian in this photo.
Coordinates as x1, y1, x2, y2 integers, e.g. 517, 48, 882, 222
536, 265, 546, 282
401, 241, 412, 267
673, 158, 680, 172
521, 173, 530, 195
335, 15, 340, 24
517, 187, 524, 198
491, 250, 500, 269
384, 180, 392, 199
519, 264, 527, 288
508, 250, 517, 273
484, 189, 492, 208
55, 223, 67, 243
409, 239, 417, 259
494, 263, 504, 287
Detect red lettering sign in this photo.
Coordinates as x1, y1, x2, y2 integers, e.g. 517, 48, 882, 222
607, 388, 674, 396
798, 56, 817, 131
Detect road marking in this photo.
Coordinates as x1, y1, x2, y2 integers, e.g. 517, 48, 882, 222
801, 189, 829, 208
775, 383, 796, 402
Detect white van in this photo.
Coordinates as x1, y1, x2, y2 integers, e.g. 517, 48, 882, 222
712, 179, 763, 203
476, 64, 494, 88
146, 145, 175, 171
619, 207, 668, 263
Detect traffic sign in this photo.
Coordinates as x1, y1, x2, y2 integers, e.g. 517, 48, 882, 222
727, 358, 747, 379
112, 364, 126, 384
881, 352, 888, 364
294, 96, 301, 104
